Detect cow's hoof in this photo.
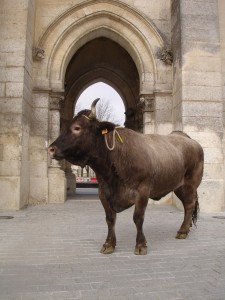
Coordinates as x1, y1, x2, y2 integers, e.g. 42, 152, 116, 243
176, 232, 188, 239
134, 245, 147, 255
100, 243, 115, 254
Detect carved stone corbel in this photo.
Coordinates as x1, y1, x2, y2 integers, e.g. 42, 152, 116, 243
50, 94, 65, 113
159, 47, 173, 65
138, 95, 155, 112
32, 47, 45, 61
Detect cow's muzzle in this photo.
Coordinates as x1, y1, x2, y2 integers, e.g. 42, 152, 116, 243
48, 145, 64, 160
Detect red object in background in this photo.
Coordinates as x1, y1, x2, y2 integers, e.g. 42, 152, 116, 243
90, 177, 97, 183
76, 177, 98, 183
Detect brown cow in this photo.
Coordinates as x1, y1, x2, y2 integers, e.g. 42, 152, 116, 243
48, 98, 204, 255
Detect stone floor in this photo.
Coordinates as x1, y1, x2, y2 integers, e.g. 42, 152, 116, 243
0, 197, 225, 300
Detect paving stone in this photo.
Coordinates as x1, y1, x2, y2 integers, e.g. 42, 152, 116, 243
0, 199, 225, 299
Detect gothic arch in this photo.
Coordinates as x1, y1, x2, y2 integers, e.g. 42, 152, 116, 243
65, 68, 133, 121
63, 36, 140, 124
33, 0, 170, 94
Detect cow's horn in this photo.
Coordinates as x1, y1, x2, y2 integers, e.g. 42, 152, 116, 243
89, 98, 100, 119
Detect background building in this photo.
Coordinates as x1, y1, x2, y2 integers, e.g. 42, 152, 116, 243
0, 0, 225, 212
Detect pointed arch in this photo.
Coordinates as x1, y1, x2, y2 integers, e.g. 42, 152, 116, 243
33, 0, 170, 94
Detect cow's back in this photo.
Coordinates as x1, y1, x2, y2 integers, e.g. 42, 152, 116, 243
108, 129, 203, 198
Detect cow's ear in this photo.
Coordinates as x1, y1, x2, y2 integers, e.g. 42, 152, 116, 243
97, 121, 116, 135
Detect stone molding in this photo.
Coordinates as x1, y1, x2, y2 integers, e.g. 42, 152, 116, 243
38, 0, 164, 47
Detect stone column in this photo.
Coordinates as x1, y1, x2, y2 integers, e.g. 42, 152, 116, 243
154, 92, 173, 135
65, 161, 76, 196
29, 91, 49, 205
0, 0, 35, 209
59, 117, 77, 196
171, 0, 225, 212
138, 95, 155, 134
48, 94, 66, 203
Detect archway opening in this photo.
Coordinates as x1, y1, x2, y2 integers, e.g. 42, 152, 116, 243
64, 37, 140, 198
74, 82, 125, 126
73, 82, 125, 195
64, 37, 140, 129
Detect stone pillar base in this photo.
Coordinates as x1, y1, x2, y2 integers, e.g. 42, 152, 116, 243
197, 179, 224, 212
66, 171, 76, 196
48, 167, 66, 203
0, 177, 20, 209
172, 179, 225, 213
29, 177, 48, 205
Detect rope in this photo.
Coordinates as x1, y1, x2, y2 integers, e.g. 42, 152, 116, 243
80, 114, 123, 151
104, 128, 123, 151
104, 129, 116, 150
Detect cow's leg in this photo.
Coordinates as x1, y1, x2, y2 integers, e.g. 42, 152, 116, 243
133, 198, 148, 255
99, 196, 117, 254
174, 184, 199, 239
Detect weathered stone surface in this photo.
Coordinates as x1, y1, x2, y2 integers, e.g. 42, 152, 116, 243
0, 82, 5, 97
6, 82, 24, 97
48, 168, 66, 203
0, 144, 3, 161
0, 177, 20, 210
203, 147, 223, 164
155, 95, 172, 110
203, 163, 224, 180
182, 71, 222, 87
32, 93, 49, 108
0, 98, 23, 114
29, 177, 48, 205
198, 179, 224, 212
30, 161, 48, 177
31, 108, 48, 136
0, 113, 22, 134
183, 101, 222, 117
182, 86, 222, 102
183, 116, 223, 133
0, 0, 35, 210
188, 131, 222, 148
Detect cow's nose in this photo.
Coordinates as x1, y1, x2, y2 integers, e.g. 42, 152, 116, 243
48, 145, 56, 158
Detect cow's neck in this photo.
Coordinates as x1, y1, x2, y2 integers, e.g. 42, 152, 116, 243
88, 153, 112, 179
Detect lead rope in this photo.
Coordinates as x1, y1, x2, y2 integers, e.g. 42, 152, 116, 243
104, 128, 123, 151
81, 114, 123, 151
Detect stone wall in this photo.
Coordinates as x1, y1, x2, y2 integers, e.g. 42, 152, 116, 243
0, 0, 35, 209
218, 0, 225, 133
171, 0, 224, 212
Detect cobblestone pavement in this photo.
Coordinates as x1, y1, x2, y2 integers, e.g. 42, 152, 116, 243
0, 197, 225, 300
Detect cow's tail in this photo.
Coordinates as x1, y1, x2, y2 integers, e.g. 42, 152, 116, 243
192, 192, 200, 226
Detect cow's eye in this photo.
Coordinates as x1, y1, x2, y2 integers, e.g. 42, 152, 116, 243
72, 125, 81, 133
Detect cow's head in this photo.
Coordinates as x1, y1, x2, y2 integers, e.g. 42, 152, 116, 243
48, 98, 116, 167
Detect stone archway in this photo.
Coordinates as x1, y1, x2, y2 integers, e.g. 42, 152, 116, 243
64, 37, 140, 130
32, 0, 172, 204
33, 0, 170, 92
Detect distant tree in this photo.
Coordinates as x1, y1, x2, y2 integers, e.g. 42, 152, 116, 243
96, 99, 120, 124
75, 98, 120, 124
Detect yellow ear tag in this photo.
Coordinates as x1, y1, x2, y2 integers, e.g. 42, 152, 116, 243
102, 129, 108, 135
